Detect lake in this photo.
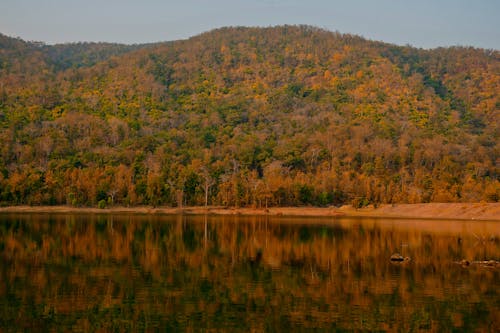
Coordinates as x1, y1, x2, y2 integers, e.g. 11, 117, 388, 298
0, 213, 498, 331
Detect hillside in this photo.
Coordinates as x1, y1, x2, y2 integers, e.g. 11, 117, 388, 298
0, 26, 498, 207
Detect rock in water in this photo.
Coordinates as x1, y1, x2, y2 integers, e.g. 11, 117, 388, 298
390, 253, 405, 262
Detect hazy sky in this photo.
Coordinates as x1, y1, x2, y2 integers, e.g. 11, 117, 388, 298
1, 0, 499, 49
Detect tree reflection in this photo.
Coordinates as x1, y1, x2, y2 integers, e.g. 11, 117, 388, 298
0, 213, 498, 331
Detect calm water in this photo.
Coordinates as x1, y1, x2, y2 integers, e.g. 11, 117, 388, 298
0, 213, 499, 331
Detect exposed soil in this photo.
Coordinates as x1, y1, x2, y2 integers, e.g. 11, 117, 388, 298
0, 203, 499, 221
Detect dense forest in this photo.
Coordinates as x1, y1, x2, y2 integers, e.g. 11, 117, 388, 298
0, 26, 498, 207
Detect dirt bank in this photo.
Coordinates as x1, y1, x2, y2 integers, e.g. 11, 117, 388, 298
0, 203, 499, 220
339, 203, 500, 220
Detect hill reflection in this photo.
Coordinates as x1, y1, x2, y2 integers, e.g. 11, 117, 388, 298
1, 213, 498, 331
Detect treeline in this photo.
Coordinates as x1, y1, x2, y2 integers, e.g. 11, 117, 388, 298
0, 26, 498, 207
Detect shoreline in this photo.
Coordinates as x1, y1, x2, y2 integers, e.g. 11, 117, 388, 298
0, 203, 499, 221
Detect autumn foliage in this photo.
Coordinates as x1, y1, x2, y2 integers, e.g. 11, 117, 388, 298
0, 26, 499, 207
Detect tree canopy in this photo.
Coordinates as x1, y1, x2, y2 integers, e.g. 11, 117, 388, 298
0, 26, 498, 207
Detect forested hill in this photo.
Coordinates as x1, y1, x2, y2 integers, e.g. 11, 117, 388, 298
0, 26, 498, 207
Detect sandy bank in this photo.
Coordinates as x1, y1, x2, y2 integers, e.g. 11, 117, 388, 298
0, 203, 499, 221
338, 203, 500, 221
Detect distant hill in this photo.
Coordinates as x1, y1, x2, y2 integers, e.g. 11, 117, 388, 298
0, 33, 153, 71
0, 26, 498, 207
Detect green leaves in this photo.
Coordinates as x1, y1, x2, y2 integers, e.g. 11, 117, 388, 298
0, 26, 498, 206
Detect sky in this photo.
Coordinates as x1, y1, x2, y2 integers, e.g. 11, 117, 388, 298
0, 0, 499, 49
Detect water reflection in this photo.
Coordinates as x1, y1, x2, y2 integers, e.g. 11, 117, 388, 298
0, 213, 499, 331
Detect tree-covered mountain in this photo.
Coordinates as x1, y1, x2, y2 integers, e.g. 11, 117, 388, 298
0, 33, 149, 70
0, 26, 498, 207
